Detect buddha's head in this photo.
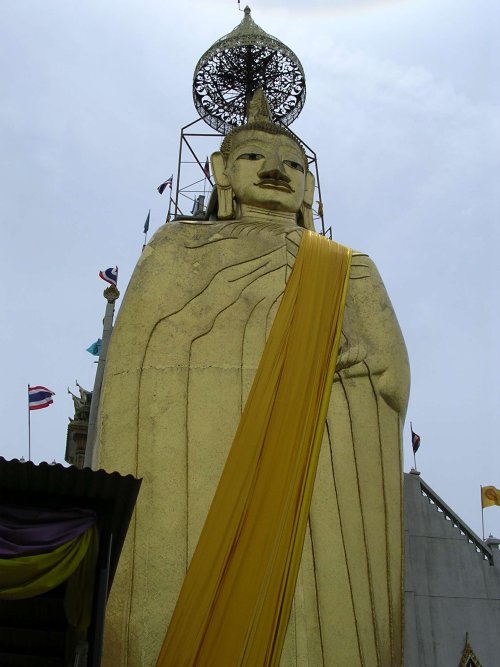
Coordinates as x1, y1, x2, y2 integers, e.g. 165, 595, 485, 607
211, 90, 315, 228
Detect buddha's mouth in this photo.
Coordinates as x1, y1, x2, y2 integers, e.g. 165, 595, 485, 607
255, 179, 294, 193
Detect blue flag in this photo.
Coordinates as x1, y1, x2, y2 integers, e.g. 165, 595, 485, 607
86, 339, 102, 356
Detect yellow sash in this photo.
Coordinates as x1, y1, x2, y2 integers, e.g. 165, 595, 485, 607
157, 231, 352, 666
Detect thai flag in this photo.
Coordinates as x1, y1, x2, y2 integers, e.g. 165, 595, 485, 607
28, 386, 55, 411
99, 266, 118, 286
411, 427, 421, 454
157, 175, 173, 195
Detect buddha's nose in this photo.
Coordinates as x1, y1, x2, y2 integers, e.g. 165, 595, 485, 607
258, 159, 291, 183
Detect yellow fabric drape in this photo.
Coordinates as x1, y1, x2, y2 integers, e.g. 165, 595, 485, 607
0, 525, 96, 602
157, 231, 352, 667
65, 525, 100, 633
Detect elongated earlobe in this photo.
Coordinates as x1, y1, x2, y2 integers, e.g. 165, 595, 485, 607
211, 152, 234, 220
217, 186, 235, 220
300, 202, 315, 230
299, 170, 316, 230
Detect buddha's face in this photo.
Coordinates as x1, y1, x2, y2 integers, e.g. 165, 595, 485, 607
224, 130, 307, 213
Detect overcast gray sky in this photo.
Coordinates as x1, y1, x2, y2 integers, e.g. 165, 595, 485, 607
1, 0, 499, 537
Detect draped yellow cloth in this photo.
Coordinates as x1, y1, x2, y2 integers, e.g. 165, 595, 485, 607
0, 526, 98, 633
65, 525, 100, 633
156, 231, 352, 667
0, 525, 96, 599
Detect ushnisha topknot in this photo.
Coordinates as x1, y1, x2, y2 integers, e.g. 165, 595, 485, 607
220, 88, 308, 166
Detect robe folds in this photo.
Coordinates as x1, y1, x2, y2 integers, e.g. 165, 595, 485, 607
97, 219, 410, 667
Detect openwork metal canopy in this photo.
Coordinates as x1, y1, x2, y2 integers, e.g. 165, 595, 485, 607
193, 6, 306, 134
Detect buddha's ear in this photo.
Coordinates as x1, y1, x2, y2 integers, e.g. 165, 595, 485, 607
211, 152, 230, 187
211, 151, 234, 220
304, 170, 315, 208
299, 170, 316, 231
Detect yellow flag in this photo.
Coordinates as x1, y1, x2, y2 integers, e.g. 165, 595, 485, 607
481, 486, 500, 508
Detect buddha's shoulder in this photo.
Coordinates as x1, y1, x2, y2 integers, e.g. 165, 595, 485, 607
146, 219, 302, 254
344, 250, 393, 309
147, 219, 223, 247
348, 250, 381, 280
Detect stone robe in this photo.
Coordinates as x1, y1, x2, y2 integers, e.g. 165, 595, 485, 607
97, 219, 410, 667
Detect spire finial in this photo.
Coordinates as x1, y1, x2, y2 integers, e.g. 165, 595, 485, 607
247, 88, 272, 124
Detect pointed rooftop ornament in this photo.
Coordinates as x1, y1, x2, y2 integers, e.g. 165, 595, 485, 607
459, 634, 482, 667
246, 87, 272, 124
193, 6, 306, 133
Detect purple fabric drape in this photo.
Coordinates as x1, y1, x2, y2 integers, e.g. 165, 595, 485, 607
0, 505, 96, 557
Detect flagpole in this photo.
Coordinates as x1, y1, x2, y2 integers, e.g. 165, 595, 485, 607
481, 486, 485, 540
84, 283, 120, 469
203, 157, 208, 202
158, 175, 174, 223
411, 421, 417, 469
27, 384, 31, 462
166, 194, 173, 223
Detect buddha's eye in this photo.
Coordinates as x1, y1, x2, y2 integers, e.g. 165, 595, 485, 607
284, 160, 304, 173
237, 153, 264, 161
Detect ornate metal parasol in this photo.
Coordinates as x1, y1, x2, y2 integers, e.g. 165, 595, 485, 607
193, 6, 306, 134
